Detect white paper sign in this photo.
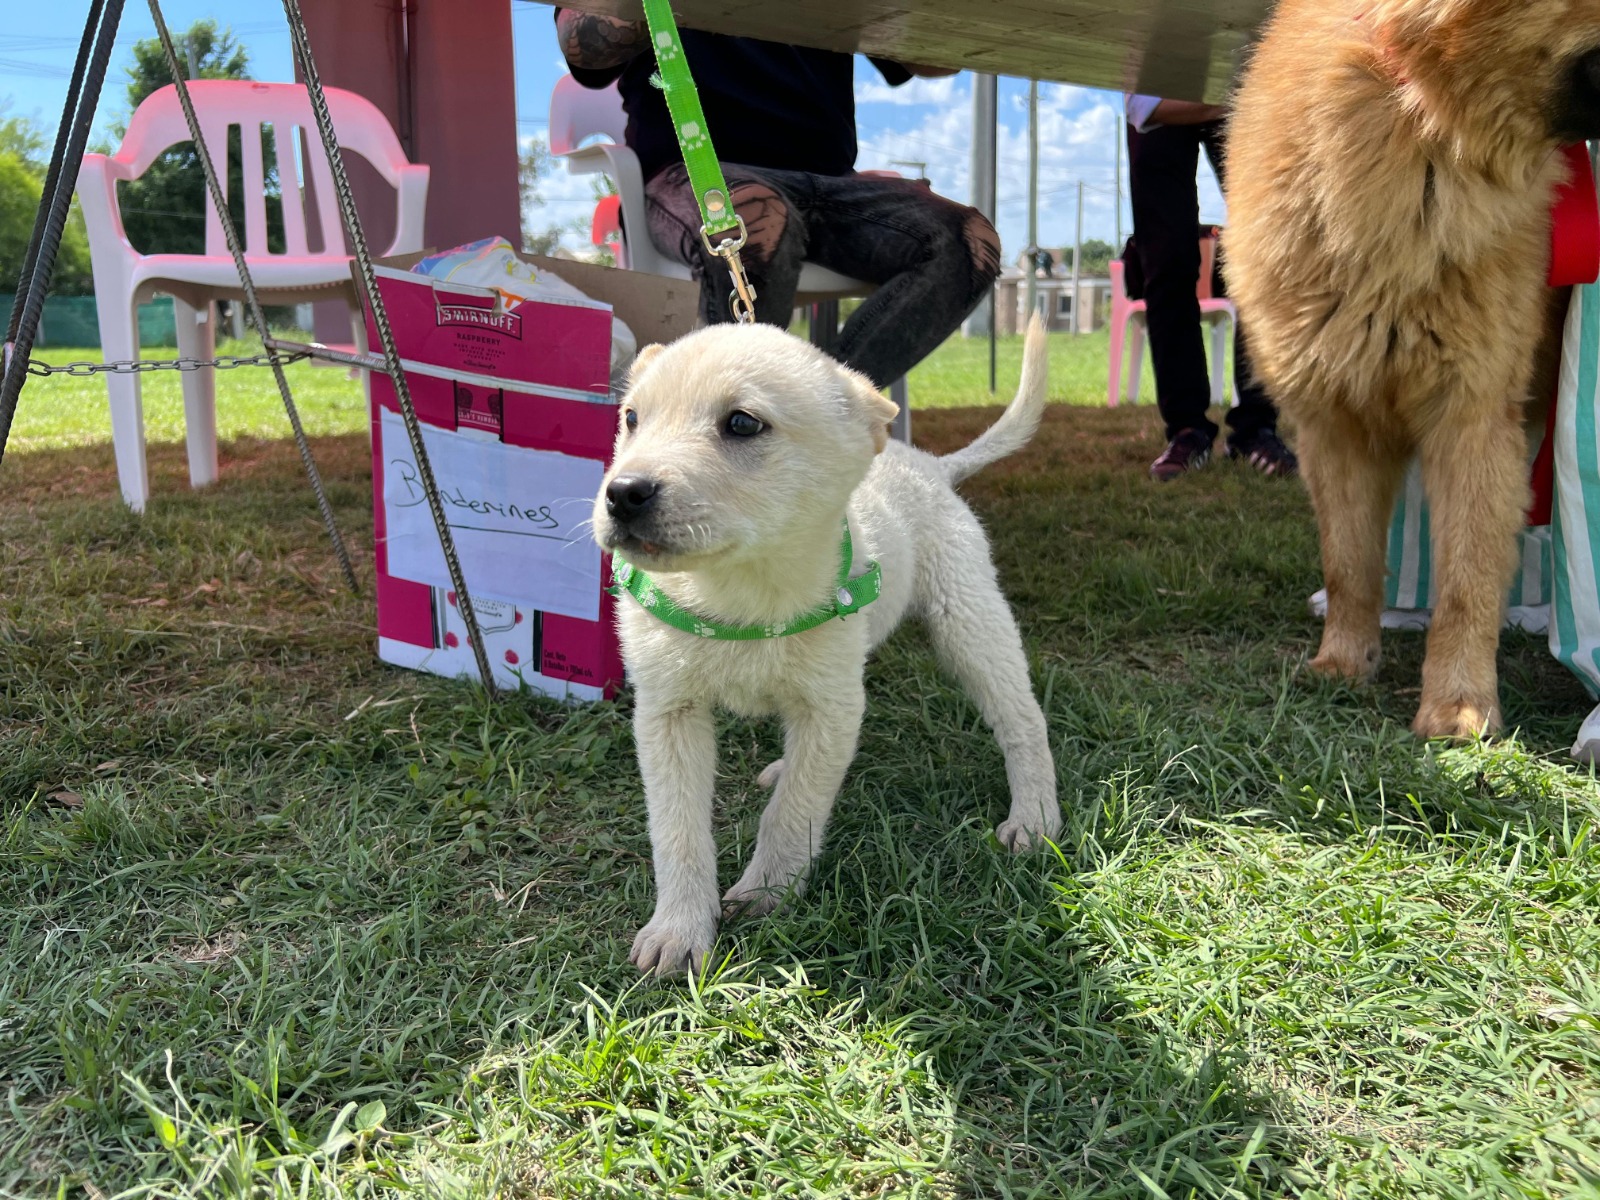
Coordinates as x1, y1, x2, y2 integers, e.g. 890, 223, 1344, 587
381, 409, 604, 621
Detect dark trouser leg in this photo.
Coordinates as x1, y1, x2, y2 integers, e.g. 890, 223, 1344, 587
643, 163, 806, 328
1128, 121, 1216, 442
763, 169, 1000, 387
1200, 121, 1279, 444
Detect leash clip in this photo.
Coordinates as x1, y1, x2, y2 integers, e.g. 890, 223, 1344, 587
701, 213, 757, 324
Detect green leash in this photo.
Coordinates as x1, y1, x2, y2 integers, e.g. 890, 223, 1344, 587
611, 523, 882, 640
639, 0, 758, 322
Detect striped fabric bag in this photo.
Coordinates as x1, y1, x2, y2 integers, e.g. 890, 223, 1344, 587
1551, 280, 1600, 757
1308, 462, 1551, 635
1381, 460, 1553, 633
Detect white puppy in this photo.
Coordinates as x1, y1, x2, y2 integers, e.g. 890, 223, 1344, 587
593, 317, 1060, 976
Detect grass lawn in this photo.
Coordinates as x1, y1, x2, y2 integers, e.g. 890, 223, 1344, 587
4, 342, 1600, 1198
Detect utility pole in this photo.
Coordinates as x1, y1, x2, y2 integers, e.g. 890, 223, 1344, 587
1024, 79, 1039, 335
1114, 112, 1124, 252
1070, 180, 1084, 334
964, 74, 998, 357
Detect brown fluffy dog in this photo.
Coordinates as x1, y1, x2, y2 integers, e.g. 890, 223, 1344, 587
1225, 0, 1600, 738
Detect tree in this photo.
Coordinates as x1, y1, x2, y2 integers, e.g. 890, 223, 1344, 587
518, 134, 613, 265
1077, 238, 1116, 278
112, 21, 283, 256
0, 114, 93, 296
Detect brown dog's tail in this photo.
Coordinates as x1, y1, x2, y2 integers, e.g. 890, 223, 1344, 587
937, 314, 1049, 485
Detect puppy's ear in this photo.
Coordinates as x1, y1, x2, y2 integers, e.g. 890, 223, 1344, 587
840, 367, 902, 454
626, 343, 667, 386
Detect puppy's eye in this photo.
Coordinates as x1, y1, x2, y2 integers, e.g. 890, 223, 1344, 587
623, 409, 638, 432
724, 410, 766, 438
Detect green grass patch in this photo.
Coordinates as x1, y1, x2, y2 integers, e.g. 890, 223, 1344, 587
2, 365, 1599, 1198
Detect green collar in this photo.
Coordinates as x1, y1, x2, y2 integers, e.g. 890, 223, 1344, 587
610, 523, 882, 640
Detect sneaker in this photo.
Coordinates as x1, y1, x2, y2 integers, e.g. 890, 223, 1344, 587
1150, 428, 1214, 481
1227, 429, 1299, 477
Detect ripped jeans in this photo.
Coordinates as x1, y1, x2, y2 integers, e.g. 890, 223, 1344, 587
644, 163, 1001, 387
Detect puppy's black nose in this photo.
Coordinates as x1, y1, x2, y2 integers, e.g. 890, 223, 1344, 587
606, 475, 659, 519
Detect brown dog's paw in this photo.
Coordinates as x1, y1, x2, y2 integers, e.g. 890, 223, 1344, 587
1410, 697, 1502, 741
1309, 641, 1381, 682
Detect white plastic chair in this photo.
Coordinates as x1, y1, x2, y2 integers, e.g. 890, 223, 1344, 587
548, 74, 911, 443
78, 80, 430, 511
1107, 237, 1237, 409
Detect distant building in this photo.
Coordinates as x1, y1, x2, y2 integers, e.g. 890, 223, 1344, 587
994, 247, 1111, 336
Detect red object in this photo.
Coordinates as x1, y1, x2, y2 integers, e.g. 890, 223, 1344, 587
591, 193, 623, 250
1549, 145, 1600, 288
1531, 146, 1600, 526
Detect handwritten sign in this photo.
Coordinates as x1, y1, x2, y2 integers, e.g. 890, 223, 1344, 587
380, 409, 604, 621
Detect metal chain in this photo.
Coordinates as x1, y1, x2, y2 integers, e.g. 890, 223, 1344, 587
147, 0, 358, 594
26, 351, 313, 377
281, 0, 496, 694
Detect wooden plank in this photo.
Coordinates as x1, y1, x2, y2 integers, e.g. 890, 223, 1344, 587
524, 0, 1270, 100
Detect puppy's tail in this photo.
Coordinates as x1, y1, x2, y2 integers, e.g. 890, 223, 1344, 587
937, 314, 1049, 485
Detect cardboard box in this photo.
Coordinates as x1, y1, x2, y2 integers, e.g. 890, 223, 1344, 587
364, 250, 698, 700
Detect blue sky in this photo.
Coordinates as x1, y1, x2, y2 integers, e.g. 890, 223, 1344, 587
2, 1, 1225, 260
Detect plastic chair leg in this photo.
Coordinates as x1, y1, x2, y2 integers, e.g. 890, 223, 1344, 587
175, 298, 219, 488
1209, 317, 1228, 409
1127, 321, 1147, 405
1108, 312, 1125, 407
101, 305, 150, 512
889, 377, 911, 444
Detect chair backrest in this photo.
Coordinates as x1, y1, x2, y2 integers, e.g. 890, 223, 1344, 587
114, 80, 414, 259
1112, 239, 1221, 306
1109, 258, 1135, 308
590, 192, 624, 259
548, 74, 627, 155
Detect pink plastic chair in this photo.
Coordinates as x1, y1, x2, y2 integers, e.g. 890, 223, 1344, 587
1107, 236, 1237, 409
78, 80, 429, 511
590, 192, 624, 262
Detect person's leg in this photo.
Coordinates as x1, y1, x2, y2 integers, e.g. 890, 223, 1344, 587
776, 172, 999, 387
1201, 122, 1289, 457
643, 163, 806, 328
1128, 122, 1215, 442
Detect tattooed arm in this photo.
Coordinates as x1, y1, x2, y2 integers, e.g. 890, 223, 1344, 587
556, 9, 650, 71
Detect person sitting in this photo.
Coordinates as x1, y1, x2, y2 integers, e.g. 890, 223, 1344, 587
1125, 93, 1297, 480
556, 10, 1000, 388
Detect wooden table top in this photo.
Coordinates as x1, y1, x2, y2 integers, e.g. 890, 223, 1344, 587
526, 0, 1272, 101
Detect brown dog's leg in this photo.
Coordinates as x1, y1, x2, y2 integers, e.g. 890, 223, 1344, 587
1299, 406, 1409, 682
1411, 405, 1528, 739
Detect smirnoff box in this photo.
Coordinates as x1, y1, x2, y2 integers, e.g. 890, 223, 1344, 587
364, 251, 698, 700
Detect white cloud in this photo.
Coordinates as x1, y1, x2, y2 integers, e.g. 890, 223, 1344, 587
854, 73, 964, 107
856, 80, 1226, 262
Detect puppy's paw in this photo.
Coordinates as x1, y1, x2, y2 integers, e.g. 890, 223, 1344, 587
1411, 695, 1501, 741
630, 914, 715, 977
996, 803, 1062, 853
757, 758, 787, 789
722, 856, 805, 919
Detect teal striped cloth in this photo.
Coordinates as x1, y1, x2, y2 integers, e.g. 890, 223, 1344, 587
1551, 280, 1600, 701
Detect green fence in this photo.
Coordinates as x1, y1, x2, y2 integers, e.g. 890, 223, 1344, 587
1, 293, 177, 349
